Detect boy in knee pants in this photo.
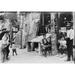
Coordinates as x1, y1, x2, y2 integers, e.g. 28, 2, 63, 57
12, 42, 17, 56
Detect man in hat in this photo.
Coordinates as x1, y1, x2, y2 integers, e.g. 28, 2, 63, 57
41, 34, 48, 57
66, 23, 74, 61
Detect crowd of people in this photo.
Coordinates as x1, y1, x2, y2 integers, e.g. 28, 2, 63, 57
0, 14, 74, 63
0, 23, 74, 63
41, 22, 74, 62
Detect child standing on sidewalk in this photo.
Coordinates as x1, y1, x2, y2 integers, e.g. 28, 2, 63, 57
12, 42, 17, 56
58, 37, 67, 55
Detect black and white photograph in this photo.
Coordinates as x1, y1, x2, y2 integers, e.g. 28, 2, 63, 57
1, 0, 75, 75
0, 11, 75, 64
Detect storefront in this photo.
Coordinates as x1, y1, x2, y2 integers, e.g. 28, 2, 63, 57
57, 12, 73, 39
27, 12, 58, 55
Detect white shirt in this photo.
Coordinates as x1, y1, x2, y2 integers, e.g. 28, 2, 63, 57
58, 40, 66, 47
67, 29, 74, 40
12, 44, 16, 49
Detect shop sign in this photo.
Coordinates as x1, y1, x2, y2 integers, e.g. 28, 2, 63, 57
60, 27, 66, 32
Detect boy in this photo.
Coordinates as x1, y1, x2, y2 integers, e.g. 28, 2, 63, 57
58, 37, 67, 55
12, 42, 17, 56
41, 34, 48, 57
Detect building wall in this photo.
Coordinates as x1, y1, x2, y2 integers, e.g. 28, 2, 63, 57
21, 13, 40, 48
50, 13, 57, 54
0, 18, 10, 30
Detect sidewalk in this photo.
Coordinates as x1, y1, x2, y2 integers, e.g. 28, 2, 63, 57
9, 47, 27, 56
6, 48, 74, 63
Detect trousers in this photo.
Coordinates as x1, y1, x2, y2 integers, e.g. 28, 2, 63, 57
67, 38, 73, 60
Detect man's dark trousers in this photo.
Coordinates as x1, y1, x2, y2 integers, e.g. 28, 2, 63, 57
67, 38, 73, 61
